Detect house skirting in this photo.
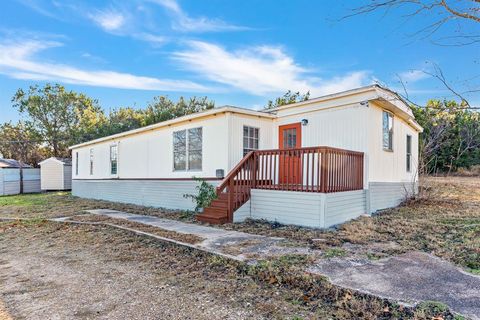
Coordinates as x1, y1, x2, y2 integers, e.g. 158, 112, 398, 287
72, 179, 219, 211
72, 179, 417, 228
367, 181, 417, 213
234, 189, 367, 228
235, 181, 417, 228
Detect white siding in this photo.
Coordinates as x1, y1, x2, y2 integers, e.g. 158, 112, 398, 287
228, 113, 274, 169
275, 104, 369, 154
367, 102, 419, 183
40, 159, 64, 190
248, 189, 367, 228
324, 190, 366, 227
74, 114, 229, 180
250, 189, 323, 228
369, 182, 417, 213
72, 179, 219, 211
232, 200, 251, 223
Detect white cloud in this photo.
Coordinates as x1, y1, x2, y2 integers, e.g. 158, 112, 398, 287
398, 69, 429, 83
0, 40, 209, 92
174, 41, 370, 96
88, 9, 126, 32
151, 0, 248, 32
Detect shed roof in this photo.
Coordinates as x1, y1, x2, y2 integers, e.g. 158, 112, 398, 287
38, 157, 72, 166
0, 159, 33, 168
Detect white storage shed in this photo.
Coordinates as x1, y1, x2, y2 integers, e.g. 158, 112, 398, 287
39, 157, 72, 191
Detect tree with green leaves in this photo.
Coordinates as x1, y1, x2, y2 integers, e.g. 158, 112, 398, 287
0, 121, 45, 166
265, 90, 310, 109
143, 96, 215, 126
11, 84, 105, 157
412, 100, 480, 174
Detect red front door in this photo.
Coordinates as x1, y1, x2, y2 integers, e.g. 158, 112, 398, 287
278, 123, 302, 185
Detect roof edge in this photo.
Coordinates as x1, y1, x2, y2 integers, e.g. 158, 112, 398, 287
69, 106, 274, 150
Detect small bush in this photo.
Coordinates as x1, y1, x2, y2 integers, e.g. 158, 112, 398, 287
183, 177, 217, 212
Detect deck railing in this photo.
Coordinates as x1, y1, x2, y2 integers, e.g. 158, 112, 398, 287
216, 146, 364, 221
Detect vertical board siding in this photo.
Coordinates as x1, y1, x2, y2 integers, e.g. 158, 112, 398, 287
73, 115, 230, 180
22, 168, 41, 193
40, 160, 64, 190
324, 190, 366, 228
1, 169, 20, 195
228, 114, 274, 170
369, 182, 416, 212
63, 166, 72, 190
367, 102, 419, 184
0, 168, 40, 195
72, 180, 219, 211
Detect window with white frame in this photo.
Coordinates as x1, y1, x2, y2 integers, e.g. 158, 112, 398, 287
243, 126, 259, 156
110, 145, 118, 175
89, 148, 94, 175
406, 135, 412, 172
382, 111, 394, 151
173, 127, 202, 171
75, 152, 79, 175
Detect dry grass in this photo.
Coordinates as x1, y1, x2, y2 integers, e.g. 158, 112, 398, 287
0, 219, 461, 319
221, 176, 480, 273
68, 214, 205, 244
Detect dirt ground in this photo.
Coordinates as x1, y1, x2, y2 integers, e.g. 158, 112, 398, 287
0, 221, 319, 320
0, 176, 477, 319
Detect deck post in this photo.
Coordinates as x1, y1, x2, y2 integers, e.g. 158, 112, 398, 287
228, 178, 234, 222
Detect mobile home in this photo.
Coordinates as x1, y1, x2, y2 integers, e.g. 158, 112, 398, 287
70, 85, 422, 228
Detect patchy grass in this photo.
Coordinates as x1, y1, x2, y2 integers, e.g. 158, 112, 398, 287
0, 220, 461, 319
220, 176, 480, 273
0, 176, 478, 273
0, 191, 192, 221
67, 214, 204, 244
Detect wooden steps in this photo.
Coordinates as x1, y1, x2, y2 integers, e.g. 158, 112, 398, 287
196, 197, 229, 224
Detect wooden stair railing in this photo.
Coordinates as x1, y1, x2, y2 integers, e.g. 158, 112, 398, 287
197, 151, 256, 224
196, 147, 364, 224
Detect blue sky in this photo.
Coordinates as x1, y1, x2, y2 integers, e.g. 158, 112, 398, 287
0, 0, 478, 123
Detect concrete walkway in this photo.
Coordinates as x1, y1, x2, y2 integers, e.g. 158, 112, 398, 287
81, 209, 480, 319
83, 209, 313, 261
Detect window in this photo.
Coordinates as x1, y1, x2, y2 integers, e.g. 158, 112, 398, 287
406, 135, 412, 172
75, 152, 79, 175
89, 149, 94, 175
173, 127, 202, 171
110, 145, 118, 175
282, 128, 297, 149
243, 126, 259, 156
382, 111, 394, 151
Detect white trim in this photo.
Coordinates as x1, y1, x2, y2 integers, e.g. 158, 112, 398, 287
69, 106, 274, 150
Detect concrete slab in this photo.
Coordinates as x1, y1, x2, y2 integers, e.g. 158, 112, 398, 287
82, 209, 480, 319
84, 209, 312, 261
309, 251, 480, 319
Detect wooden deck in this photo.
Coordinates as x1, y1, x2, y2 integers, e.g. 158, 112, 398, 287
197, 146, 364, 224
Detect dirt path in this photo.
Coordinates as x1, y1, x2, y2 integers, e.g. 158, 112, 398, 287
0, 222, 314, 320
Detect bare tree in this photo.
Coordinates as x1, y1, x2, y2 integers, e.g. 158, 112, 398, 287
343, 0, 480, 45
